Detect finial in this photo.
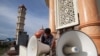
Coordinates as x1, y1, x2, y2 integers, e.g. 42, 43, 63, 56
18, 4, 27, 10
41, 25, 44, 30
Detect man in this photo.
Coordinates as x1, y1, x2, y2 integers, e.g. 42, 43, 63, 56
41, 28, 56, 56
41, 28, 54, 49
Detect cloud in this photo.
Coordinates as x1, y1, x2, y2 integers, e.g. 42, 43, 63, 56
0, 5, 17, 38
0, 5, 49, 38
25, 12, 49, 37
0, 5, 17, 24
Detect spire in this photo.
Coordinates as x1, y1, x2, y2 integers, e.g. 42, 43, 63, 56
42, 25, 44, 29
40, 25, 44, 30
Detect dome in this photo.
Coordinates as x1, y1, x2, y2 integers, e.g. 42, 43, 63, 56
35, 29, 44, 38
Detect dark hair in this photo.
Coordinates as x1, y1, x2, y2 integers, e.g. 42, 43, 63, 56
44, 28, 51, 34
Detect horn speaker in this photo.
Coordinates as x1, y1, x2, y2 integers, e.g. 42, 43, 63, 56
27, 36, 50, 56
19, 30, 98, 56
19, 45, 27, 56
56, 30, 98, 56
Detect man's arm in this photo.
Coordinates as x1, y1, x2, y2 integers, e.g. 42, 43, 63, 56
50, 38, 55, 49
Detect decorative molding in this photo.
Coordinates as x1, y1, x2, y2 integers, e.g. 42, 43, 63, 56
90, 35, 100, 39
55, 0, 79, 29
79, 22, 100, 29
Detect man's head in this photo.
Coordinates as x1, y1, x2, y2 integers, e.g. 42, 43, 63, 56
44, 28, 51, 35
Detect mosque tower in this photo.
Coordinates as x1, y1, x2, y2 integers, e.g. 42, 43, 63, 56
16, 4, 27, 39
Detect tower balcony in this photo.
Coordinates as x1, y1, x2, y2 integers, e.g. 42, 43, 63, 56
17, 22, 25, 25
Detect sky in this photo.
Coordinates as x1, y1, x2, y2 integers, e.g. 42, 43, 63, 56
0, 0, 100, 39
0, 0, 49, 38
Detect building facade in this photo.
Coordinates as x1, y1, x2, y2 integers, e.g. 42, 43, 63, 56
45, 0, 100, 55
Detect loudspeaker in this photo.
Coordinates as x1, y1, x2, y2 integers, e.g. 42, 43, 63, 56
19, 45, 27, 56
27, 36, 50, 56
56, 30, 98, 56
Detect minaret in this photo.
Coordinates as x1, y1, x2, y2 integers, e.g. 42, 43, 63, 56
16, 4, 27, 39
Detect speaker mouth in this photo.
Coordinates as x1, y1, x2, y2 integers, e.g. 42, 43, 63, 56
63, 45, 79, 55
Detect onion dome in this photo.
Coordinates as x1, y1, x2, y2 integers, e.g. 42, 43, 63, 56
35, 29, 44, 38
